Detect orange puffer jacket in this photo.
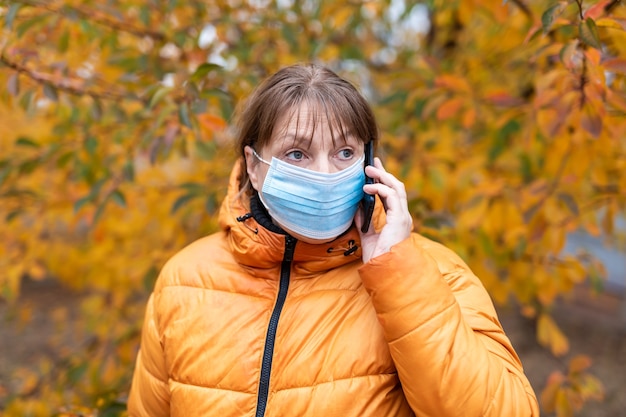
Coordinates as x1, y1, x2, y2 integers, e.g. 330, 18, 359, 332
128, 161, 539, 417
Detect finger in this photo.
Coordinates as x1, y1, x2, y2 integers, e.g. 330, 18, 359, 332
373, 157, 385, 171
364, 183, 405, 213
365, 166, 407, 201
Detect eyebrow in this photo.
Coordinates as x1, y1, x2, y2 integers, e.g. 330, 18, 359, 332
278, 130, 358, 148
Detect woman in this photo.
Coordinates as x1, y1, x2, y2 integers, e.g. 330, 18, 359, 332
128, 63, 539, 416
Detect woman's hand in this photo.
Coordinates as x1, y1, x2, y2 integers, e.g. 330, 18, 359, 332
356, 157, 413, 263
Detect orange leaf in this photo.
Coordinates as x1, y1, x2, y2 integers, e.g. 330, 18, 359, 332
434, 75, 471, 94
541, 371, 565, 413
462, 107, 476, 128
607, 90, 626, 113
484, 90, 522, 107
581, 102, 603, 138
436, 97, 464, 121
524, 23, 543, 44
568, 355, 592, 374
583, 0, 611, 19
197, 113, 227, 133
603, 58, 626, 75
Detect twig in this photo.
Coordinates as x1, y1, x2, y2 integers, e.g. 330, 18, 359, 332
13, 0, 166, 41
0, 53, 142, 103
579, 53, 588, 108
509, 0, 534, 21
575, 0, 585, 20
605, 0, 622, 13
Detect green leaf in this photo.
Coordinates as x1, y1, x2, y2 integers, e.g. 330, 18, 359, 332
542, 2, 567, 34
57, 151, 74, 168
139, 6, 151, 26
178, 102, 192, 128
18, 158, 40, 175
579, 18, 602, 49
91, 99, 103, 120
123, 159, 135, 181
205, 193, 217, 214
18, 90, 34, 113
111, 189, 127, 208
190, 63, 222, 83
149, 87, 172, 109
74, 195, 93, 212
5, 210, 21, 223
180, 182, 205, 193
16, 14, 48, 38
5, 4, 21, 29
84, 136, 98, 156
171, 193, 197, 214
0, 165, 11, 188
59, 29, 70, 53
15, 137, 40, 148
43, 83, 59, 101
195, 140, 216, 160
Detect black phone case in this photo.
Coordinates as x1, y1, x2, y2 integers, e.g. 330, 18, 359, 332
361, 141, 375, 233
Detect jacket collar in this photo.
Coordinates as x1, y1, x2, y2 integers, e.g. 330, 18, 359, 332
218, 159, 364, 275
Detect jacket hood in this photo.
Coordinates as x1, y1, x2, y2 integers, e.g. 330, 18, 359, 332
218, 158, 381, 276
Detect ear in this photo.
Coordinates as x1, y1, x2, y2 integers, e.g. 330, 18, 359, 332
243, 146, 261, 192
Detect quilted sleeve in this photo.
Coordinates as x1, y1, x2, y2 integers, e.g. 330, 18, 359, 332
127, 293, 170, 417
359, 234, 539, 417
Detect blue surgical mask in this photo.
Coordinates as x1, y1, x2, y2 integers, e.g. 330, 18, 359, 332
252, 150, 365, 240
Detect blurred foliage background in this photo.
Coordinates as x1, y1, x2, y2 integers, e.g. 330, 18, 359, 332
0, 0, 625, 416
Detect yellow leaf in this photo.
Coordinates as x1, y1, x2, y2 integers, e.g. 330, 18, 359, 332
330, 6, 354, 29
595, 17, 626, 30
457, 196, 489, 230
27, 262, 47, 281
578, 374, 605, 401
537, 108, 563, 137
537, 313, 570, 356
543, 196, 570, 225
555, 388, 574, 417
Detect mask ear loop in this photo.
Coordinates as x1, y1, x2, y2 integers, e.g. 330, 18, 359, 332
251, 149, 270, 165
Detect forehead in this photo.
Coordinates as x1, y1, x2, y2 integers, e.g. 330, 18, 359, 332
271, 101, 358, 146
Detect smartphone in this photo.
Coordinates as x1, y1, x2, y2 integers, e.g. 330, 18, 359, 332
361, 140, 375, 233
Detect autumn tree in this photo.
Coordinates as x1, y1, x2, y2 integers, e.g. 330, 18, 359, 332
0, 0, 624, 415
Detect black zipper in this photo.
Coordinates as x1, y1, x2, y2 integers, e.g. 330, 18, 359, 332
255, 235, 297, 417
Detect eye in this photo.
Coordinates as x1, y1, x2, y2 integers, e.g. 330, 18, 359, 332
337, 148, 354, 160
286, 150, 305, 161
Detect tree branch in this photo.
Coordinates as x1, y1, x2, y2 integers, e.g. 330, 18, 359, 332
13, 0, 166, 41
0, 53, 142, 103
605, 0, 622, 14
509, 0, 534, 21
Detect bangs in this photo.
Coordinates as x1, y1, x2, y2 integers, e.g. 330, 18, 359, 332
272, 94, 358, 148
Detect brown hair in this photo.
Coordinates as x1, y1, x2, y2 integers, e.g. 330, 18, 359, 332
234, 63, 378, 193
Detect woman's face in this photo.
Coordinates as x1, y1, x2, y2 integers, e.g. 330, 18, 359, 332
244, 102, 365, 243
